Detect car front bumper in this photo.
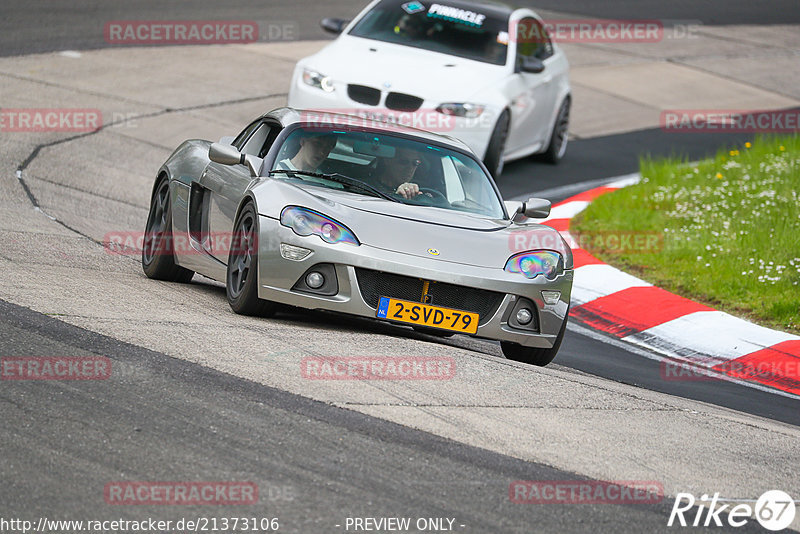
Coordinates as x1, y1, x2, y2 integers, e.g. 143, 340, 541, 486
257, 216, 573, 348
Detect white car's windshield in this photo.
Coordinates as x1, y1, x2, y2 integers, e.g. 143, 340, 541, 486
348, 0, 509, 66
269, 126, 506, 219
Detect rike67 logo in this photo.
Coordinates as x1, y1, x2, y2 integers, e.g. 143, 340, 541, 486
668, 490, 796, 531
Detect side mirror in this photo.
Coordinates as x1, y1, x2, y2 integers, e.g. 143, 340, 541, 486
209, 142, 242, 165
522, 197, 551, 218
320, 18, 349, 35
520, 57, 545, 74
209, 143, 262, 177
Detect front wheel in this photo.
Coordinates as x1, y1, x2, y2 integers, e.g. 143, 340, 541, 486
141, 177, 194, 283
501, 313, 568, 367
540, 98, 570, 164
226, 202, 276, 317
483, 110, 509, 179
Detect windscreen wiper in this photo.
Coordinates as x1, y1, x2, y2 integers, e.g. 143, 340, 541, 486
269, 169, 400, 203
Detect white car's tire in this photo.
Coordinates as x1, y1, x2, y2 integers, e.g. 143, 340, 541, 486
541, 97, 570, 164
483, 110, 510, 179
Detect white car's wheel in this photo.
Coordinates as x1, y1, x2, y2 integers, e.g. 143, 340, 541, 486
483, 110, 509, 179
541, 98, 570, 164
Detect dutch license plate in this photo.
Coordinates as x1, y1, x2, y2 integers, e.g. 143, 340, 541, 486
376, 297, 479, 334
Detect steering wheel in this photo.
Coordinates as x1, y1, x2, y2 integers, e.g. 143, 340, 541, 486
416, 187, 449, 206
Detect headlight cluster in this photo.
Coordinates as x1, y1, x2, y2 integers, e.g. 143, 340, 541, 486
504, 251, 564, 280
302, 68, 334, 92
435, 103, 485, 118
280, 206, 359, 246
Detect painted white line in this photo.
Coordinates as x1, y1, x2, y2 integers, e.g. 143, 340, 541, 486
567, 321, 800, 400
606, 173, 641, 189
571, 263, 651, 306
543, 200, 588, 221
623, 310, 800, 365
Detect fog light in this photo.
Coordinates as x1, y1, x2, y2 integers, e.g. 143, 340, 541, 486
541, 290, 561, 305
280, 243, 312, 261
306, 271, 325, 289
515, 308, 532, 325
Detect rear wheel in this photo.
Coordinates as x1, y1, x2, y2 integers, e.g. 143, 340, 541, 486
483, 110, 510, 179
540, 98, 570, 164
141, 177, 194, 283
226, 202, 276, 317
501, 313, 568, 367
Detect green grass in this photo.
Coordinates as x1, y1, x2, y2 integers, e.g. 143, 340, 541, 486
571, 135, 800, 334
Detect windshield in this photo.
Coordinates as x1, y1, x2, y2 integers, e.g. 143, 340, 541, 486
348, 0, 509, 66
269, 126, 506, 219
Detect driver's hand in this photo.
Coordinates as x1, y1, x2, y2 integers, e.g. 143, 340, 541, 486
396, 182, 421, 199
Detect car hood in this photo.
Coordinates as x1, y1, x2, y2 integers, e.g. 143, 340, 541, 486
259, 181, 569, 269
305, 36, 507, 103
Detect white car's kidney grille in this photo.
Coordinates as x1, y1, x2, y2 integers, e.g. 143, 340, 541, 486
355, 268, 504, 325
385, 92, 423, 112
347, 84, 381, 106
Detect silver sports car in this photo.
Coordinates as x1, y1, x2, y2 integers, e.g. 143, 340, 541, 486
142, 107, 573, 366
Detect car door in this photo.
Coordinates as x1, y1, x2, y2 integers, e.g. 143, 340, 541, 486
199, 120, 280, 264
503, 16, 558, 154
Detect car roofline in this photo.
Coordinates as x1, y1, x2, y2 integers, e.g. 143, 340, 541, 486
263, 107, 475, 154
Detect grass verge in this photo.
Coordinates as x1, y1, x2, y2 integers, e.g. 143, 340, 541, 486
571, 135, 799, 334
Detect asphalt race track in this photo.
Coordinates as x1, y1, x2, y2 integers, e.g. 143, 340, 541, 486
1, 2, 799, 533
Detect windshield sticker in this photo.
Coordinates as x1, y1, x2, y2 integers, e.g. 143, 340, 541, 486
496, 31, 509, 44
427, 3, 486, 27
401, 1, 426, 14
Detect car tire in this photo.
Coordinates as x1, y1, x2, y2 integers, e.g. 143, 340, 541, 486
540, 97, 570, 164
483, 110, 509, 179
141, 176, 195, 283
500, 312, 568, 367
226, 202, 276, 317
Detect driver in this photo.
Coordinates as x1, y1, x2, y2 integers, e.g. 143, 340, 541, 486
276, 132, 337, 172
372, 147, 429, 199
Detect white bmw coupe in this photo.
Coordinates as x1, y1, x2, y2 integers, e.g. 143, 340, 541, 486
288, 0, 571, 178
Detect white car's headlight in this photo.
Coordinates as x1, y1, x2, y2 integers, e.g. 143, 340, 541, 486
302, 68, 335, 92
436, 103, 485, 118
